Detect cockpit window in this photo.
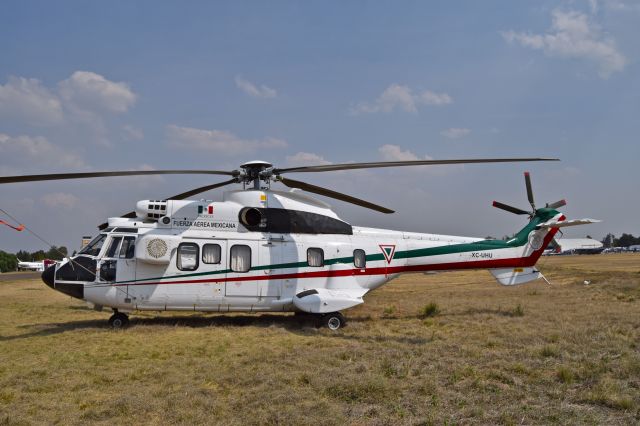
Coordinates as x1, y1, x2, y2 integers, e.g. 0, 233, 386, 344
119, 236, 136, 259
78, 234, 107, 256
106, 237, 123, 258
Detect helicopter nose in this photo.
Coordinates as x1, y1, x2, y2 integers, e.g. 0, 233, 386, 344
42, 264, 55, 289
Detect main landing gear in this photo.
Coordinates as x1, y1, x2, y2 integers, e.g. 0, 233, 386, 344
319, 312, 346, 331
294, 311, 347, 330
108, 310, 129, 329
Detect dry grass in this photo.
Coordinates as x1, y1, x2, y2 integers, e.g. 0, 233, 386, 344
1, 254, 639, 425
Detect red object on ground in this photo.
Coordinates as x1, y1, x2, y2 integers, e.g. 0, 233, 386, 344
43, 259, 57, 268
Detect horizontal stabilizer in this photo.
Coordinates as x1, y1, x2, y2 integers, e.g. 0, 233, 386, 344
490, 267, 541, 286
293, 288, 367, 314
537, 218, 601, 229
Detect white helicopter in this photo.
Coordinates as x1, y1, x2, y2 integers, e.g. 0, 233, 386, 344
1, 159, 599, 329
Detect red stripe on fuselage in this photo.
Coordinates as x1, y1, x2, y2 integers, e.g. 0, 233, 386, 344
113, 220, 562, 288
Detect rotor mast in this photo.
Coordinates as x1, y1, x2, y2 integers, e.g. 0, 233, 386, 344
239, 160, 273, 190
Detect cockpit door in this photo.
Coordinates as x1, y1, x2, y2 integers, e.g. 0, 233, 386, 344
98, 236, 122, 283
116, 236, 136, 284
98, 235, 136, 283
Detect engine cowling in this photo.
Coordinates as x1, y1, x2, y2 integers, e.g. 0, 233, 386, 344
135, 200, 169, 220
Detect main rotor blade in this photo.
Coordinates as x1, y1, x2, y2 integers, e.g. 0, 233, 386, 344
492, 201, 530, 215
546, 199, 567, 209
164, 178, 239, 200
274, 158, 559, 174
0, 170, 236, 184
97, 178, 238, 230
278, 177, 394, 214
524, 172, 535, 210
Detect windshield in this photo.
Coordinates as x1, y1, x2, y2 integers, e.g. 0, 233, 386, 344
78, 234, 107, 256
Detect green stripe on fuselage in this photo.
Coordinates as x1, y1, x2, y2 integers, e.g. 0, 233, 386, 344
112, 209, 557, 285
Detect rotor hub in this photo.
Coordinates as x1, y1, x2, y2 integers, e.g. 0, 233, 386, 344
239, 160, 274, 188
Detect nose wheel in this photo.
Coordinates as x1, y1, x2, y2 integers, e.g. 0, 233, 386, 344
108, 311, 129, 329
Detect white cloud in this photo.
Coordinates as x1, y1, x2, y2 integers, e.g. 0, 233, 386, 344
166, 125, 287, 155
595, 0, 640, 12
59, 71, 136, 113
0, 77, 63, 126
376, 144, 463, 176
440, 128, 471, 139
122, 125, 144, 141
378, 144, 433, 161
0, 72, 137, 147
0, 133, 86, 174
420, 90, 454, 106
235, 75, 277, 99
351, 84, 452, 115
41, 192, 79, 209
286, 152, 331, 167
122, 163, 164, 186
502, 9, 627, 78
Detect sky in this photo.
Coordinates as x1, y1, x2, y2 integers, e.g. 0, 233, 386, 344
0, 0, 638, 253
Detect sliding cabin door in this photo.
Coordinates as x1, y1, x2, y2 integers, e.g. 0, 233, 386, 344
225, 241, 260, 297
257, 240, 298, 298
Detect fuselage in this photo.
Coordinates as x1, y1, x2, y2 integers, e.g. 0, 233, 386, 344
42, 189, 562, 314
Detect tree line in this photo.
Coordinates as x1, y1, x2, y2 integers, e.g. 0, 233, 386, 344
601, 233, 640, 248
0, 246, 69, 273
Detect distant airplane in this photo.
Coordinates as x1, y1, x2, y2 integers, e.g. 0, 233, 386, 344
544, 238, 604, 255
16, 259, 58, 272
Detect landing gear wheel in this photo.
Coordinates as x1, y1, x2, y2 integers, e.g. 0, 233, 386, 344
108, 312, 129, 329
320, 312, 346, 331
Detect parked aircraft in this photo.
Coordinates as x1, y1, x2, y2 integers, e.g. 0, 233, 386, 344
0, 159, 598, 329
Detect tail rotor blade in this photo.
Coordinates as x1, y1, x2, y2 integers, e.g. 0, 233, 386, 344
492, 201, 530, 215
546, 199, 567, 209
524, 172, 535, 210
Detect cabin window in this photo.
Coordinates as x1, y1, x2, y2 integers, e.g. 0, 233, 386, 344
307, 248, 324, 267
230, 245, 251, 272
106, 237, 122, 258
353, 249, 366, 268
202, 244, 221, 264
119, 236, 136, 259
177, 243, 199, 271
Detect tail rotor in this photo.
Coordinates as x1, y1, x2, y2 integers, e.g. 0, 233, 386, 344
545, 199, 567, 209
493, 172, 566, 218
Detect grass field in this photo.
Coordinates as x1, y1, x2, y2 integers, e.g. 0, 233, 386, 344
1, 254, 639, 425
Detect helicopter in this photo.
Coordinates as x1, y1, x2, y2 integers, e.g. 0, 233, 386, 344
0, 158, 599, 330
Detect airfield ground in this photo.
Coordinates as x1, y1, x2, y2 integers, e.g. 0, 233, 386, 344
1, 254, 639, 425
